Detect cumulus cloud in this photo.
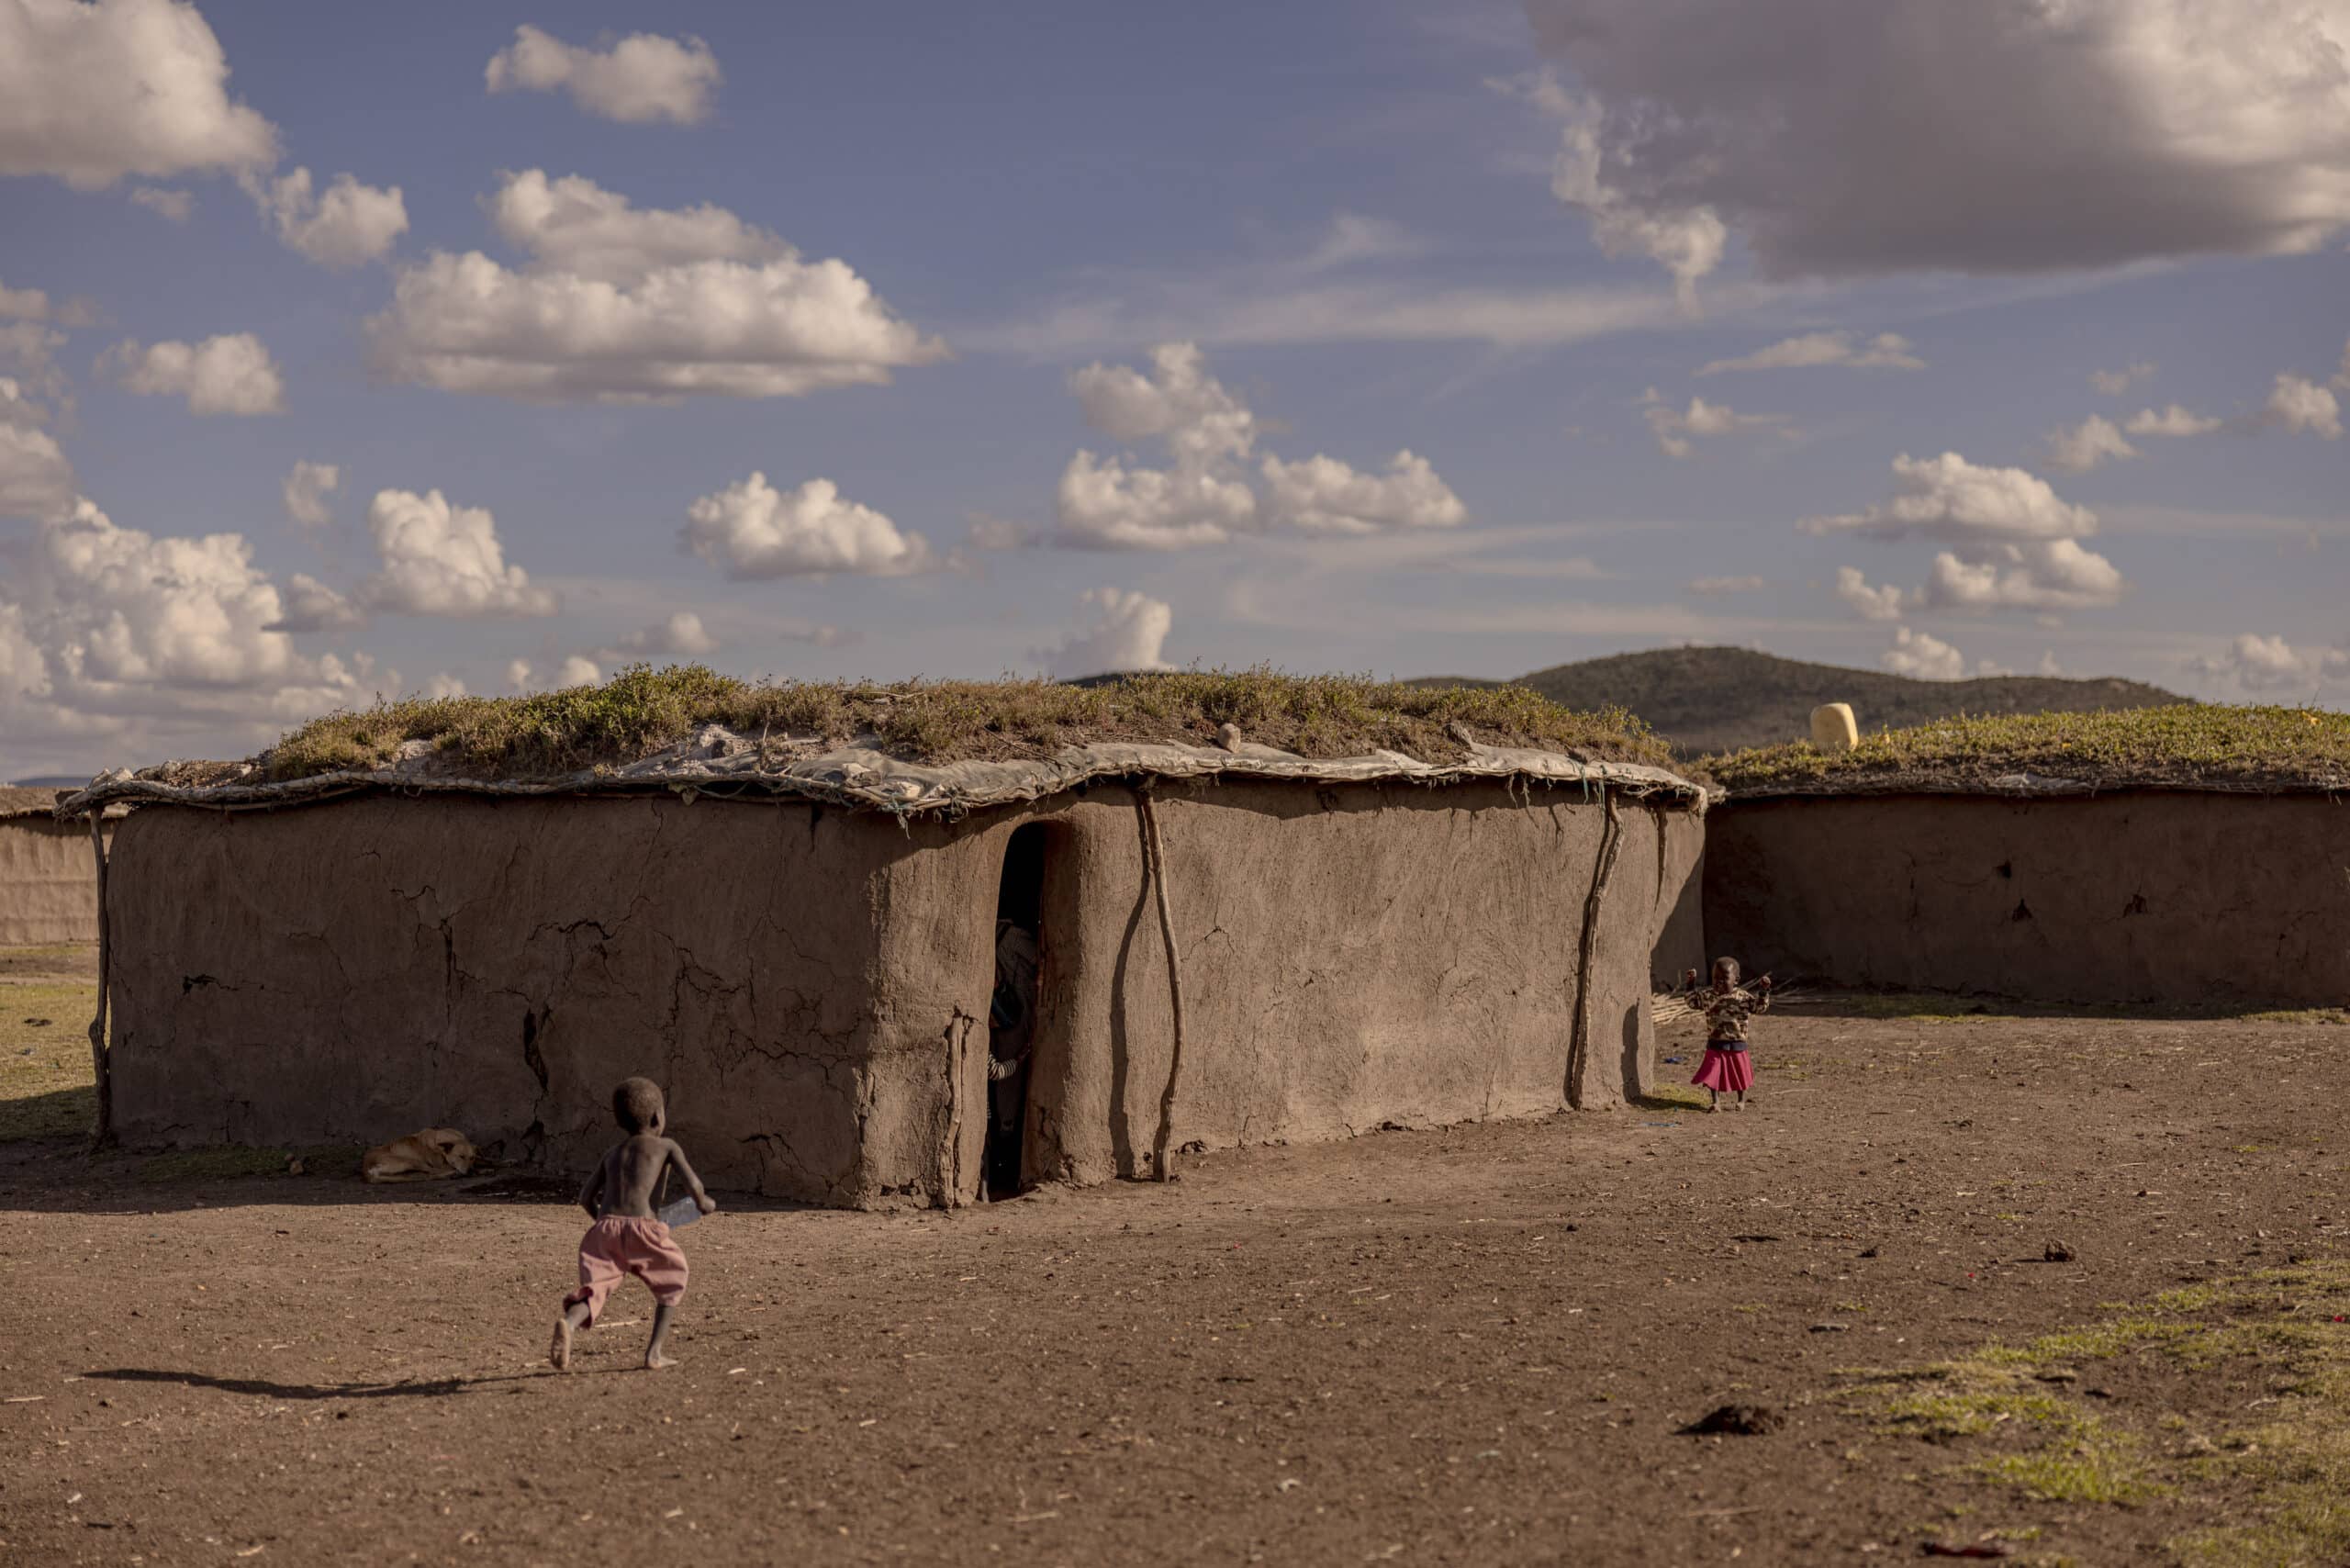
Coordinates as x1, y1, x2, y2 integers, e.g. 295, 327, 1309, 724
1070, 342, 1257, 468
486, 25, 721, 126
1801, 453, 2098, 543
1882, 626, 1967, 682
107, 332, 285, 416
1040, 588, 1174, 678
264, 572, 362, 633
1686, 575, 1767, 596
281, 460, 340, 532
129, 185, 193, 221
1519, 1, 2350, 287
0, 497, 382, 755
2124, 404, 2223, 438
1056, 454, 1259, 551
252, 166, 408, 269
1056, 342, 1265, 549
556, 655, 601, 688
358, 488, 556, 618
1641, 392, 1788, 458
0, 0, 278, 189
1259, 451, 1466, 534
2262, 374, 2343, 440
682, 472, 931, 579
1920, 538, 2127, 612
1696, 330, 1924, 376
601, 610, 718, 660
2188, 633, 2349, 692
2043, 414, 2138, 474
367, 170, 943, 403
2090, 362, 2156, 395
421, 672, 467, 700
1834, 566, 1906, 622
0, 380, 75, 518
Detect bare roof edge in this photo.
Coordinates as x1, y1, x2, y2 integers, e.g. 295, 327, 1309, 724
54, 732, 1707, 823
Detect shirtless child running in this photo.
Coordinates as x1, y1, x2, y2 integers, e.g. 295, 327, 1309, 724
549, 1077, 717, 1372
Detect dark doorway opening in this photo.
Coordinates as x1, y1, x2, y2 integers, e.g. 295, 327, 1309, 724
985, 824, 1048, 1198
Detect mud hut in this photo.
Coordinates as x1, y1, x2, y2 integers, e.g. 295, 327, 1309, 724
1700, 708, 2350, 1007
58, 670, 1705, 1206
0, 787, 111, 946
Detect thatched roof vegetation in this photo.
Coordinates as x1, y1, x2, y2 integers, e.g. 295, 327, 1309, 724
57, 666, 1703, 820
1702, 705, 2350, 798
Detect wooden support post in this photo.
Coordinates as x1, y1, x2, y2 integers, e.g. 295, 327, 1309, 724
1139, 789, 1189, 1182
85, 812, 113, 1148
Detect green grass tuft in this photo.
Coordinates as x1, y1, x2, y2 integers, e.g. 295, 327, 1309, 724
259, 666, 1672, 783
1701, 705, 2350, 795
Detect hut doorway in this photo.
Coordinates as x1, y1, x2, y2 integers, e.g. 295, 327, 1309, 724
985, 823, 1049, 1198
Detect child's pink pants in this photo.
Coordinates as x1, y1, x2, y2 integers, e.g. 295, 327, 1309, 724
564, 1215, 688, 1325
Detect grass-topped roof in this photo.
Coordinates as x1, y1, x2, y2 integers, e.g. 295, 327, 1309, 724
1701, 705, 2350, 797
250, 666, 1671, 785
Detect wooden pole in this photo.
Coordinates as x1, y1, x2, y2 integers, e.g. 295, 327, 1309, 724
85, 812, 113, 1148
1140, 789, 1189, 1182
1565, 790, 1624, 1110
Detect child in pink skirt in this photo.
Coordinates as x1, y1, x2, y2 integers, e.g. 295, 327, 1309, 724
1681, 958, 1771, 1112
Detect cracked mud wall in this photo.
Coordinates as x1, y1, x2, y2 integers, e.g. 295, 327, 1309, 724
1650, 808, 1706, 990
105, 796, 926, 1204
1703, 793, 2350, 1006
949, 780, 1687, 1192
0, 817, 106, 946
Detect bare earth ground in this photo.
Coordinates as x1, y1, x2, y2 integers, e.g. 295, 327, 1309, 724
3, 948, 2348, 1566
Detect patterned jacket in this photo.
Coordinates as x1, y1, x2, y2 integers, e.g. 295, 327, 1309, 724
1691, 983, 1769, 1047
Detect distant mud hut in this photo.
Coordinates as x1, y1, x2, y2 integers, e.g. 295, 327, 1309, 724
0, 788, 110, 946
59, 672, 1704, 1206
1700, 710, 2350, 1008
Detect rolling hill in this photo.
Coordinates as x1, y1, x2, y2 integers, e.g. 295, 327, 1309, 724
1413, 646, 2184, 756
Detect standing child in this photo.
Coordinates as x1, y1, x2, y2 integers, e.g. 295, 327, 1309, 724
549, 1077, 717, 1372
1682, 958, 1772, 1113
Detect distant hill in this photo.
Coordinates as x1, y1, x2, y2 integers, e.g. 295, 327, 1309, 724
1413, 647, 2184, 757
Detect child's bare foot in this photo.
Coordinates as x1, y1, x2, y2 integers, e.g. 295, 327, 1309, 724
548, 1318, 573, 1371
643, 1350, 677, 1371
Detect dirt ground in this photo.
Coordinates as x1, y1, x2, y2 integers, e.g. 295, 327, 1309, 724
2, 968, 2348, 1565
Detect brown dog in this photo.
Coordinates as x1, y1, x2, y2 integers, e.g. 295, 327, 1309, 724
361, 1127, 477, 1183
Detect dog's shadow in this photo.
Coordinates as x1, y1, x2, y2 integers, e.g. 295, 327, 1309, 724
84, 1365, 611, 1401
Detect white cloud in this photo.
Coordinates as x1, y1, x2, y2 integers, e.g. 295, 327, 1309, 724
129, 185, 193, 222
0, 379, 75, 518
1834, 566, 1906, 622
1069, 341, 1257, 468
1040, 588, 1174, 678
1686, 575, 1767, 596
2262, 374, 2343, 440
1921, 539, 2127, 612
682, 473, 931, 579
264, 573, 362, 633
601, 610, 718, 660
253, 166, 407, 269
108, 332, 285, 416
367, 170, 944, 403
557, 655, 601, 688
1801, 453, 2098, 543
0, 497, 381, 754
505, 659, 534, 694
0, 319, 72, 415
0, 279, 94, 329
1259, 451, 1466, 534
1881, 626, 1967, 682
1642, 393, 1788, 458
1520, 2, 2350, 286
2090, 362, 2156, 395
2188, 633, 2349, 692
281, 460, 341, 532
359, 488, 556, 619
0, 0, 278, 188
1696, 330, 1923, 376
485, 24, 720, 126
2123, 404, 2223, 438
421, 672, 467, 700
2043, 414, 2138, 474
2037, 650, 2065, 677
1056, 454, 1259, 551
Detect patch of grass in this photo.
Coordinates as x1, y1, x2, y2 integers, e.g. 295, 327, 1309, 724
1980, 1430, 2165, 1505
0, 979, 96, 1140
253, 666, 1673, 783
1875, 1386, 2073, 1441
1701, 704, 2350, 795
1637, 1082, 1710, 1110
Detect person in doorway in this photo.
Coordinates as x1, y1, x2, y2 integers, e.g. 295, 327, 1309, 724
1681, 958, 1771, 1112
986, 919, 1041, 1193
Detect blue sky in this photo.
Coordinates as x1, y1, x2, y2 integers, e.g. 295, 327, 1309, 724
2, 0, 2344, 777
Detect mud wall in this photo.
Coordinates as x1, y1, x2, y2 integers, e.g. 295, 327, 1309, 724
1703, 792, 2350, 1006
930, 780, 1691, 1193
1650, 807, 1706, 989
105, 796, 934, 1204
0, 816, 106, 946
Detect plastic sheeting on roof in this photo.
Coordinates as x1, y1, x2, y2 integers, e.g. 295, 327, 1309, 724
53, 723, 1707, 823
